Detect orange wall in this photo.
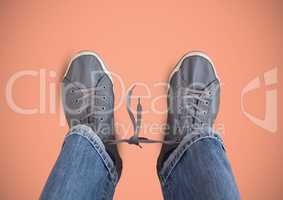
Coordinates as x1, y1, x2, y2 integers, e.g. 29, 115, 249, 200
0, 0, 282, 199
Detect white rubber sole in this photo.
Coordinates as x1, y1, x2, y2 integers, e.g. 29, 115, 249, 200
64, 51, 113, 82
168, 51, 219, 83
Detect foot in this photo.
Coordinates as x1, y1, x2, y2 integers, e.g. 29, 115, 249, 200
62, 51, 122, 177
157, 51, 220, 171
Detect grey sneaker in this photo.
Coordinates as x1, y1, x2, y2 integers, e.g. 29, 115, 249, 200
62, 51, 122, 177
157, 51, 220, 171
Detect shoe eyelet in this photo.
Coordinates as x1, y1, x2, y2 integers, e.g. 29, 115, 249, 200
203, 111, 207, 115
100, 117, 104, 121
205, 101, 209, 105
103, 96, 106, 100
102, 107, 105, 110
103, 86, 106, 89
70, 89, 74, 93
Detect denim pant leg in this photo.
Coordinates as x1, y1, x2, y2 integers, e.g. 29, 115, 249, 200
40, 125, 119, 200
158, 131, 240, 200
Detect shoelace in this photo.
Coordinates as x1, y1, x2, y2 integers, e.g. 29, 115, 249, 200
72, 86, 107, 121
106, 86, 176, 148
180, 88, 210, 125
74, 85, 209, 148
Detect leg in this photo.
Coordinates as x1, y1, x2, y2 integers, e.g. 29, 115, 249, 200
158, 131, 240, 200
40, 125, 119, 200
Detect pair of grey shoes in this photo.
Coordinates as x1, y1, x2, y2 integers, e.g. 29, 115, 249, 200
62, 51, 220, 178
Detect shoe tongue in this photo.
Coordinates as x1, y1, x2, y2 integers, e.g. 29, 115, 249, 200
179, 57, 216, 90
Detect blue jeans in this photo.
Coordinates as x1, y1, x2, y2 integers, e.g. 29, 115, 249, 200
40, 125, 240, 200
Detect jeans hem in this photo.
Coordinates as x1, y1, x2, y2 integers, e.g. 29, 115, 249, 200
158, 130, 225, 185
65, 124, 119, 185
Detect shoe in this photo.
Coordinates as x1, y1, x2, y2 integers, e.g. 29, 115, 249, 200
62, 51, 122, 178
157, 51, 220, 171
